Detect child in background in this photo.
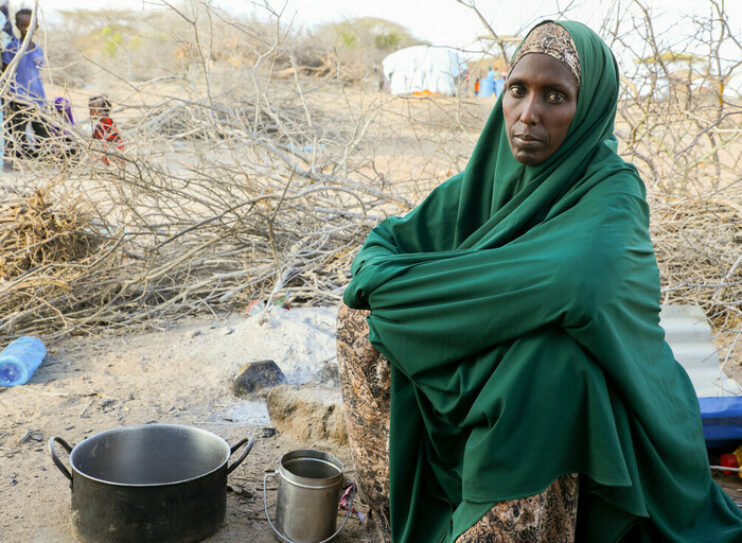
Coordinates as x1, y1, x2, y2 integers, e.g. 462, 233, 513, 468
54, 97, 74, 127
45, 97, 78, 161
474, 77, 480, 97
89, 94, 123, 165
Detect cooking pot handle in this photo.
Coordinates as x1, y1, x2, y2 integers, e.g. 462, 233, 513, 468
226, 437, 255, 475
263, 471, 356, 543
48, 436, 73, 485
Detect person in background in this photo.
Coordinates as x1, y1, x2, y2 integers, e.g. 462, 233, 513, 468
48, 97, 78, 160
493, 71, 507, 98
474, 77, 480, 97
89, 95, 124, 165
0, 1, 12, 169
53, 97, 74, 128
2, 8, 50, 162
481, 65, 498, 99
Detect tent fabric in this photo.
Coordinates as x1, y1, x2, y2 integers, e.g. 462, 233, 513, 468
344, 20, 742, 543
382, 45, 466, 96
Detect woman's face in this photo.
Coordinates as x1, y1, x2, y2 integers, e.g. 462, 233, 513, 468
502, 53, 578, 166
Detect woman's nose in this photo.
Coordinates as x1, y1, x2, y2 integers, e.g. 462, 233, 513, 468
519, 96, 541, 125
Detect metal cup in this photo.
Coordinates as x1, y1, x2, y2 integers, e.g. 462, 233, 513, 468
264, 449, 354, 543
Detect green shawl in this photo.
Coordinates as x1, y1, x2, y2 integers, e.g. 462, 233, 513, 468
344, 20, 742, 543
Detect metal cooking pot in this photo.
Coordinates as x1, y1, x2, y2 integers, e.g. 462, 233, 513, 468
49, 423, 254, 543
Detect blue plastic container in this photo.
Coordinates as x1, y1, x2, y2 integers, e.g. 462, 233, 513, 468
0, 336, 47, 387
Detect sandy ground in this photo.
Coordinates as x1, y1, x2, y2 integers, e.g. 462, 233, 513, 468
3, 307, 742, 543
0, 306, 369, 543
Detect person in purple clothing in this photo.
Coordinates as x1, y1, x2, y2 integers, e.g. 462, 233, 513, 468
2, 8, 50, 161
49, 97, 79, 160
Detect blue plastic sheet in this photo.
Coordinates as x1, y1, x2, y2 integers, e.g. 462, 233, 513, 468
699, 396, 742, 448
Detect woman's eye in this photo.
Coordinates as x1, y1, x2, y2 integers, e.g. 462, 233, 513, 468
547, 92, 566, 103
509, 85, 525, 96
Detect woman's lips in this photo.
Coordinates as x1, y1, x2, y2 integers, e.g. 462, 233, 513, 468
513, 134, 544, 146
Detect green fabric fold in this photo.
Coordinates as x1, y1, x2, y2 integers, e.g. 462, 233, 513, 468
344, 20, 742, 543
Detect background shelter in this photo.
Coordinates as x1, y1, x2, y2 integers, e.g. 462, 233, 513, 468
382, 45, 466, 96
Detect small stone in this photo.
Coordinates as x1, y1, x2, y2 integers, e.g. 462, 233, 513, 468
190, 330, 202, 339
232, 360, 287, 399
223, 327, 235, 335
260, 427, 277, 438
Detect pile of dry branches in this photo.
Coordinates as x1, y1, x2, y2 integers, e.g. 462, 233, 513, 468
0, 190, 100, 280
0, 132, 392, 339
652, 194, 742, 332
0, 2, 420, 341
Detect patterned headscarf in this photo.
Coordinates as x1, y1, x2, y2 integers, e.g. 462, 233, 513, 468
510, 21, 581, 89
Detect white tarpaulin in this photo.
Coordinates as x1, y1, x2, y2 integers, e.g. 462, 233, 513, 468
382, 46, 466, 96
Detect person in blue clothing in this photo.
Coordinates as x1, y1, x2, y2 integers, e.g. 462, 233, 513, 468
493, 71, 506, 98
2, 8, 50, 161
0, 1, 14, 169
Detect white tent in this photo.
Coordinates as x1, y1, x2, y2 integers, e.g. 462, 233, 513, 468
382, 46, 467, 96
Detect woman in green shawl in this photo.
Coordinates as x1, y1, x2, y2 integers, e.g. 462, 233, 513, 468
339, 20, 742, 542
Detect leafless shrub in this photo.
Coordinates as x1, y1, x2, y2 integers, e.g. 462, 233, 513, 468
0, 2, 414, 341
0, 0, 739, 376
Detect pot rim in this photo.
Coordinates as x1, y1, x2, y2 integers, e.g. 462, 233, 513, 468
69, 423, 231, 488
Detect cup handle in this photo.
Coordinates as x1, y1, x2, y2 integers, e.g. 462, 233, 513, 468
263, 471, 356, 543
263, 471, 287, 541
